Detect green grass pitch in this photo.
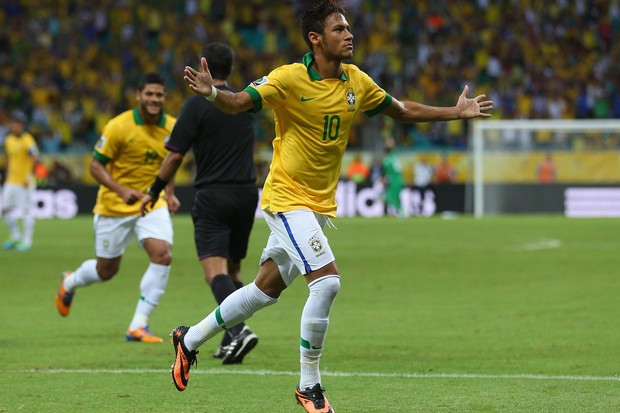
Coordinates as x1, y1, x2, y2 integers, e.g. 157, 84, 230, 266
1, 214, 619, 412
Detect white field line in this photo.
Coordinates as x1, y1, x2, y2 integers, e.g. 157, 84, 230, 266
506, 238, 562, 251
12, 368, 620, 382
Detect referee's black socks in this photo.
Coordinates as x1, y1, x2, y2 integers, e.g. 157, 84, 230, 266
211, 274, 244, 337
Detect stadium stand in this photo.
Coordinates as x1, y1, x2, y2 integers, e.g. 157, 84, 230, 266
0, 0, 618, 154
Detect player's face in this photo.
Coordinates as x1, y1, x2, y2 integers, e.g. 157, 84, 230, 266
8, 120, 24, 135
136, 83, 166, 120
319, 12, 353, 60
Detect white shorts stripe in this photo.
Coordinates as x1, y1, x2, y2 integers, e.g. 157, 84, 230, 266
277, 212, 312, 274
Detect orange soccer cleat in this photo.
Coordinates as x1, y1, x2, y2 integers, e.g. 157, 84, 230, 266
170, 326, 198, 391
55, 271, 75, 317
126, 325, 163, 343
295, 383, 335, 413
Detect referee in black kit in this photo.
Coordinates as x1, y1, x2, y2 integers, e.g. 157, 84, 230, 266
141, 42, 259, 364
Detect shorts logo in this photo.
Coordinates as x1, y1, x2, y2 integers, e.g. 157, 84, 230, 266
309, 236, 323, 253
103, 240, 109, 249
251, 76, 269, 87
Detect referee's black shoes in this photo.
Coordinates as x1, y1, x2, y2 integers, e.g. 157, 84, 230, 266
222, 326, 259, 364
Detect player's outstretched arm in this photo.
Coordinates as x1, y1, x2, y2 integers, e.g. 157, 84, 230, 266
183, 57, 253, 114
383, 85, 493, 123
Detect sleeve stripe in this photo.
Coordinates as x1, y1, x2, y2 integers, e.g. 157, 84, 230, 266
92, 150, 110, 164
364, 93, 393, 117
243, 86, 263, 113
165, 143, 183, 154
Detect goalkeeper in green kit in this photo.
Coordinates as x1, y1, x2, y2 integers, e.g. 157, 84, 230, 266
382, 137, 404, 217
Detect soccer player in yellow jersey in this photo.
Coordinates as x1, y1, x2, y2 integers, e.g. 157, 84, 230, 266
1, 111, 39, 252
55, 73, 179, 343
170, 1, 493, 410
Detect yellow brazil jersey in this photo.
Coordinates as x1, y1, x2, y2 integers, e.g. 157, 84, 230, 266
245, 52, 392, 217
92, 107, 176, 216
5, 132, 38, 186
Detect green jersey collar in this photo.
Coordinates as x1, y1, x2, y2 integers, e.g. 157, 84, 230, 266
302, 52, 348, 81
133, 107, 167, 126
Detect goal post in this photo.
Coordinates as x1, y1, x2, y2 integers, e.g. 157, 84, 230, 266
469, 119, 620, 218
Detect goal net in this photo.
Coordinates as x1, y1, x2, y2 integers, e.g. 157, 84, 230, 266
467, 119, 620, 217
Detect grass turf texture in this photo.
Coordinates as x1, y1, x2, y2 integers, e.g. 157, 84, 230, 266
1, 215, 618, 412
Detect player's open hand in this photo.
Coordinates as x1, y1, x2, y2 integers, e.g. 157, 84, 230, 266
184, 57, 214, 96
456, 85, 494, 119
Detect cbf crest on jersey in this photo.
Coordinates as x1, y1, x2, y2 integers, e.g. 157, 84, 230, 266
309, 236, 323, 254
346, 88, 356, 107
252, 76, 269, 87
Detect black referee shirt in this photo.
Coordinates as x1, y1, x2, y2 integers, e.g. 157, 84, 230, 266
165, 88, 256, 187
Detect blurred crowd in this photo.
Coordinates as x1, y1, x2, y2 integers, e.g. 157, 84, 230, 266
1, 0, 619, 154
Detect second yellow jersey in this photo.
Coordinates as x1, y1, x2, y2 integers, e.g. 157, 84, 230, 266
245, 52, 392, 217
92, 107, 176, 216
4, 132, 38, 186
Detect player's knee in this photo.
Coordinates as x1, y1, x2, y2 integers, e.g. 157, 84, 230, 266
159, 252, 172, 266
97, 265, 118, 281
144, 239, 172, 265
96, 261, 119, 281
151, 249, 172, 266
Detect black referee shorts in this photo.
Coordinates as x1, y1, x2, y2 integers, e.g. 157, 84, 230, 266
191, 185, 259, 262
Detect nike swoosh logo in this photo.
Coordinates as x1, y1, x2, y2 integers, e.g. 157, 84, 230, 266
300, 96, 316, 102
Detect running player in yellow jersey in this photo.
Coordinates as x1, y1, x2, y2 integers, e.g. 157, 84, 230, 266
1, 111, 39, 252
170, 1, 493, 410
55, 73, 179, 343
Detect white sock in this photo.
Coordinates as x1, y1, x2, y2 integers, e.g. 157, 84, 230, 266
184, 281, 277, 351
129, 263, 170, 330
299, 275, 340, 390
4, 210, 21, 241
65, 259, 102, 292
21, 210, 35, 247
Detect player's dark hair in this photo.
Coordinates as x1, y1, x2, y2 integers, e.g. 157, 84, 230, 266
301, 0, 347, 52
137, 72, 166, 91
201, 43, 234, 80
9, 110, 28, 124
